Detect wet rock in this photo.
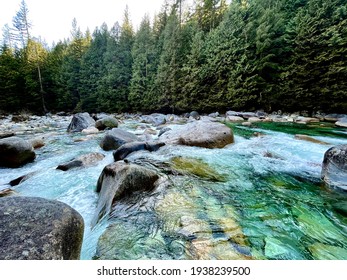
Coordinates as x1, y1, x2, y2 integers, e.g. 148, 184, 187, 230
159, 120, 234, 149
30, 137, 45, 149
67, 112, 96, 132
9, 171, 38, 186
95, 116, 119, 130
335, 117, 347, 128
113, 141, 165, 161
190, 111, 200, 120
12, 115, 30, 122
0, 132, 15, 139
248, 117, 262, 123
92, 161, 159, 226
100, 128, 139, 151
158, 127, 172, 137
0, 136, 36, 168
264, 237, 303, 260
0, 196, 84, 260
294, 134, 329, 145
324, 114, 346, 122
226, 111, 240, 117
141, 113, 166, 126
321, 144, 347, 190
81, 127, 99, 134
227, 116, 244, 122
239, 112, 256, 119
57, 152, 105, 171
295, 116, 319, 124
208, 112, 219, 118
0, 188, 15, 197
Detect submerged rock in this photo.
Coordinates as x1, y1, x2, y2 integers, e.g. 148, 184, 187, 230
99, 128, 139, 151
92, 161, 159, 226
113, 141, 165, 161
67, 112, 96, 132
309, 243, 347, 260
0, 196, 84, 260
321, 144, 347, 190
294, 134, 329, 145
170, 157, 227, 182
159, 120, 234, 148
0, 136, 36, 168
57, 152, 105, 171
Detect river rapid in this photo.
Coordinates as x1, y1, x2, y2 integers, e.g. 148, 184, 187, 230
0, 115, 346, 260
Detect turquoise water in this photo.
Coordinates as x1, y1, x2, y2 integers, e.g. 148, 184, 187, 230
1, 120, 346, 260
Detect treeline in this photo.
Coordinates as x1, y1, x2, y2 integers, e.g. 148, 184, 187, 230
0, 0, 346, 114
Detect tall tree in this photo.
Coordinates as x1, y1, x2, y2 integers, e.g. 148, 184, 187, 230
12, 0, 31, 48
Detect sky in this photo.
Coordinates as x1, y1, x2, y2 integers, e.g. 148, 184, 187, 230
0, 0, 167, 46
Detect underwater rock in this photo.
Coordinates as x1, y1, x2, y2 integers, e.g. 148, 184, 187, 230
170, 157, 227, 182
57, 152, 105, 171
113, 141, 165, 161
294, 134, 329, 145
92, 161, 159, 226
0, 196, 84, 260
264, 237, 304, 260
159, 120, 234, 148
67, 112, 96, 133
308, 243, 347, 260
321, 144, 347, 190
0, 136, 36, 168
100, 128, 139, 151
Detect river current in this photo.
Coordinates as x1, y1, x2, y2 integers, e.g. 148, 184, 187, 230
0, 117, 346, 260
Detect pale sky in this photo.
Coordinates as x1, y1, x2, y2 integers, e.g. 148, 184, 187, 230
0, 0, 166, 46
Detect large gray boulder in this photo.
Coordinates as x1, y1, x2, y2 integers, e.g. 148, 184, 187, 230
0, 136, 36, 168
141, 113, 166, 126
321, 144, 347, 190
67, 112, 96, 132
335, 118, 347, 128
92, 161, 159, 226
159, 120, 234, 148
0, 196, 84, 260
99, 128, 139, 151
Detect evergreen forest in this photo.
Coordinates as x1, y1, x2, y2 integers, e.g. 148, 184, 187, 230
1, 0, 346, 115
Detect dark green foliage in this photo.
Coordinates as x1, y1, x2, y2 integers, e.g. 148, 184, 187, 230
0, 0, 346, 113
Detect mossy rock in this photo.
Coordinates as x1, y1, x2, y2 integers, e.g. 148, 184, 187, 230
170, 157, 227, 182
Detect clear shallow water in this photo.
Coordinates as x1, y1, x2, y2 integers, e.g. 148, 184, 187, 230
1, 120, 347, 260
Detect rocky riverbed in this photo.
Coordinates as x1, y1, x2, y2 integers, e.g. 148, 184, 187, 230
0, 111, 346, 260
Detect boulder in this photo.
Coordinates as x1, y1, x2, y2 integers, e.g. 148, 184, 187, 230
295, 116, 319, 124
95, 116, 119, 130
190, 111, 201, 120
113, 141, 165, 161
321, 144, 347, 190
158, 127, 172, 137
227, 116, 244, 122
30, 137, 45, 149
99, 128, 139, 151
67, 112, 96, 132
0, 188, 15, 197
324, 114, 347, 122
141, 113, 166, 126
82, 127, 99, 134
0, 196, 84, 260
335, 118, 347, 128
159, 120, 234, 149
0, 136, 36, 168
248, 117, 262, 123
9, 171, 38, 186
92, 161, 159, 226
208, 112, 219, 118
239, 112, 256, 119
57, 152, 105, 171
